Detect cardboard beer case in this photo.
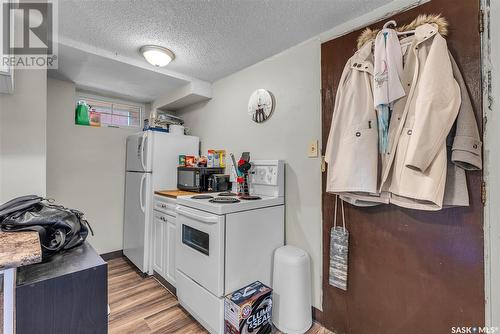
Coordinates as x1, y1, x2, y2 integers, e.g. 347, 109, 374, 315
224, 281, 273, 334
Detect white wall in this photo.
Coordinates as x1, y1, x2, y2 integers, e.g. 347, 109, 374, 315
178, 39, 323, 308
46, 78, 136, 254
0, 69, 47, 203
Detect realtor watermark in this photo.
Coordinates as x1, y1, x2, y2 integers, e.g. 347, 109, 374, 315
1, 0, 58, 69
451, 326, 500, 333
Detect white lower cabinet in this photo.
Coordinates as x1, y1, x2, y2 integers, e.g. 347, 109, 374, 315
152, 213, 166, 275
153, 195, 177, 287
165, 219, 177, 284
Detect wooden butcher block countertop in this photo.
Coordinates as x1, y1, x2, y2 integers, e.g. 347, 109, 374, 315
154, 189, 199, 198
0, 231, 42, 269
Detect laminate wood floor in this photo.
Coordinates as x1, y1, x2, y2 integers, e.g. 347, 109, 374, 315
108, 257, 204, 334
107, 257, 333, 334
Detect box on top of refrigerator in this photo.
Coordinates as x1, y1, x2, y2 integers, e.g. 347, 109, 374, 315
224, 281, 273, 334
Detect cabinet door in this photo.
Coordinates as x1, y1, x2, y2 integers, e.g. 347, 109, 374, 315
165, 217, 177, 286
152, 215, 165, 276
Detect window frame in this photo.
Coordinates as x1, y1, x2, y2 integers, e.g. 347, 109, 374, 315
75, 92, 145, 129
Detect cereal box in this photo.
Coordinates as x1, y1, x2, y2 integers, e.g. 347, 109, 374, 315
207, 150, 215, 167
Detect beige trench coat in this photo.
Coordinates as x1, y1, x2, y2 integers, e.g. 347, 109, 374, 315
325, 22, 482, 210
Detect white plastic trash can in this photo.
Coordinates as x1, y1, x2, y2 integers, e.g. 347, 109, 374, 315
272, 245, 312, 334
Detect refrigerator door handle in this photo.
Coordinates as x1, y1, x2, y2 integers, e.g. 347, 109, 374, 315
140, 132, 148, 171
139, 173, 146, 213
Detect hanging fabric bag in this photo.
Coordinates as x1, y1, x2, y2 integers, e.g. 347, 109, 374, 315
329, 195, 349, 290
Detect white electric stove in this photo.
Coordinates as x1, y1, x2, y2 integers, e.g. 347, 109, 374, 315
175, 160, 285, 334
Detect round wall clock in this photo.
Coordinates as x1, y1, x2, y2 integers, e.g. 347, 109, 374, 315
248, 89, 275, 123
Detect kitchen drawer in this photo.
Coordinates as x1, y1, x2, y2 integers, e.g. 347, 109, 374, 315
176, 270, 223, 334
154, 195, 177, 216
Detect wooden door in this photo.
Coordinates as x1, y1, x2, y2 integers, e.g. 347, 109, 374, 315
321, 1, 483, 333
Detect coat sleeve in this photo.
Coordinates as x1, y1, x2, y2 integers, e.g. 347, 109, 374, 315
449, 54, 482, 170
325, 60, 353, 193
404, 34, 461, 172
324, 60, 351, 164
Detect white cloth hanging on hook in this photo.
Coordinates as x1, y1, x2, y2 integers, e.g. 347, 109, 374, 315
373, 28, 406, 153
373, 28, 405, 110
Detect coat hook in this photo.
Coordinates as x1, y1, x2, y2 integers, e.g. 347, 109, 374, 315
383, 20, 397, 29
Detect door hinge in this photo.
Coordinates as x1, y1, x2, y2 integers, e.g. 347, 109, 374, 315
481, 181, 487, 205
321, 155, 326, 173
479, 9, 484, 33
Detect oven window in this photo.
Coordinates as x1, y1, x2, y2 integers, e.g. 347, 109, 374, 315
182, 225, 209, 256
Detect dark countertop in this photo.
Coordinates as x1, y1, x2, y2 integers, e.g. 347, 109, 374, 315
17, 242, 106, 286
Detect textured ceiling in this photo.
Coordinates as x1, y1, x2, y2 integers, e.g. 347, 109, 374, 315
58, 0, 392, 82
49, 44, 189, 103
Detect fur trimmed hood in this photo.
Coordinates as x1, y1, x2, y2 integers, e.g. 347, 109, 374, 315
357, 14, 448, 49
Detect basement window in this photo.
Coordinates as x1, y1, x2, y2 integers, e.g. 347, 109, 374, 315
75, 94, 143, 129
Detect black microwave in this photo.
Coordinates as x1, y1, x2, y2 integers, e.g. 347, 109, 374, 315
177, 167, 225, 192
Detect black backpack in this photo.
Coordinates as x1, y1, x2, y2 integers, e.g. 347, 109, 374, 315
0, 195, 93, 259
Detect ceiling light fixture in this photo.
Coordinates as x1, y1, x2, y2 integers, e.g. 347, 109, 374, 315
140, 45, 175, 67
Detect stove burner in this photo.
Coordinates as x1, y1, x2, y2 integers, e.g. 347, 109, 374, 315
239, 195, 262, 200
209, 197, 241, 204
218, 192, 238, 197
191, 195, 214, 200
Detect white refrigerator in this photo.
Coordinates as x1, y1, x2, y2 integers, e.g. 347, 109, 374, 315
123, 130, 199, 274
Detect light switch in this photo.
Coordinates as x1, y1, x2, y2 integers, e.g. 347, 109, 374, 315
308, 140, 319, 158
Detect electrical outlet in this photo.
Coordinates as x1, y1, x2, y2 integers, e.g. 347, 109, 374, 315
308, 140, 318, 158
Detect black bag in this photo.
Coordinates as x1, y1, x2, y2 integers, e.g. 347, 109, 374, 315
0, 195, 93, 258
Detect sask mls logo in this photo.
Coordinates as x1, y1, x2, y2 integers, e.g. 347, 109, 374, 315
451, 326, 500, 334
1, 0, 58, 68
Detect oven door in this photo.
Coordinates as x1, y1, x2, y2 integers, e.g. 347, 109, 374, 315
176, 205, 225, 297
